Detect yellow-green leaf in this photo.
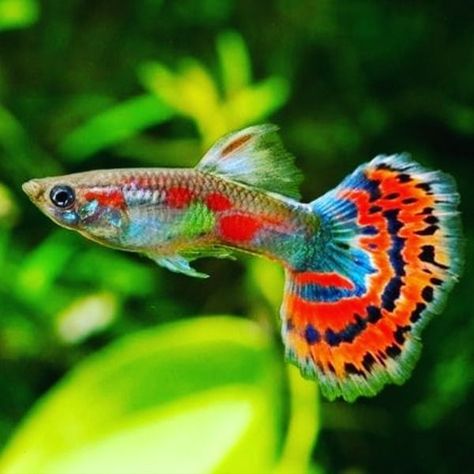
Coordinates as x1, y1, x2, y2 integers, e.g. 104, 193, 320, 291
0, 317, 283, 474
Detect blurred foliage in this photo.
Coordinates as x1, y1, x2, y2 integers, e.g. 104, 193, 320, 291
0, 0, 38, 31
0, 317, 289, 473
0, 1, 473, 473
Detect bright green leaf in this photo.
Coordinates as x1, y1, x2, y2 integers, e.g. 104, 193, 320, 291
0, 317, 282, 474
0, 0, 39, 31
217, 30, 252, 96
139, 62, 181, 110
247, 258, 284, 312
60, 95, 175, 161
32, 388, 270, 474
275, 366, 320, 474
16, 231, 79, 301
226, 77, 290, 129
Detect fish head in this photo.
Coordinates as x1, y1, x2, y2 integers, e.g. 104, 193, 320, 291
22, 172, 129, 247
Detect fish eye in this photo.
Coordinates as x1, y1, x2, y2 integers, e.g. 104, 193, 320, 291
50, 185, 75, 209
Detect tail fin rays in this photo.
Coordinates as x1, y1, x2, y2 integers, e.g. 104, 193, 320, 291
281, 154, 462, 401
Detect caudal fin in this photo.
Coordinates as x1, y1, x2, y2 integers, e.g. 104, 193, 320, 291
281, 154, 462, 401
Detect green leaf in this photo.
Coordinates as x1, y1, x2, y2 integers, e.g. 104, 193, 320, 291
247, 257, 284, 312
28, 388, 270, 474
0, 182, 19, 227
275, 366, 320, 474
139, 62, 180, 110
60, 94, 175, 161
69, 248, 157, 297
217, 30, 252, 95
0, 317, 283, 474
0, 0, 39, 31
141, 59, 225, 144
225, 77, 290, 129
0, 105, 59, 179
16, 231, 79, 302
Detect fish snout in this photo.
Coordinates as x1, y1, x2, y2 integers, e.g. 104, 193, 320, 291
22, 179, 44, 201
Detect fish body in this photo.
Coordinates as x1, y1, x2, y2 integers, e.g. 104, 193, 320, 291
24, 166, 315, 276
23, 124, 463, 401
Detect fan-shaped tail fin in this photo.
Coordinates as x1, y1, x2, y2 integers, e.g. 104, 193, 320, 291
281, 154, 462, 401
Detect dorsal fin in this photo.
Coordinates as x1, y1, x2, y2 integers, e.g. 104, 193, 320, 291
196, 124, 303, 200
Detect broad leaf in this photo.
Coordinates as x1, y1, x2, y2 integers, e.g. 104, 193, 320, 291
0, 317, 283, 474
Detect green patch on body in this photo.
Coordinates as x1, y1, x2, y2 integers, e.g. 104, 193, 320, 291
180, 201, 216, 238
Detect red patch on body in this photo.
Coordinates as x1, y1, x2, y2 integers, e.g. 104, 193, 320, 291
167, 187, 194, 208
219, 214, 262, 242
84, 190, 124, 208
205, 192, 232, 211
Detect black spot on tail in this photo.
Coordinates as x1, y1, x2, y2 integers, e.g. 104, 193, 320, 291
418, 207, 434, 215
425, 215, 439, 224
323, 305, 383, 347
369, 205, 382, 214
362, 352, 376, 371
366, 179, 382, 202
325, 329, 342, 347
422, 286, 434, 302
345, 363, 366, 377
419, 245, 449, 270
367, 306, 382, 323
416, 182, 432, 193
386, 344, 402, 358
383, 209, 407, 278
383, 209, 403, 234
362, 225, 378, 235
410, 302, 426, 323
394, 325, 411, 345
305, 324, 320, 344
415, 225, 438, 236
376, 163, 396, 171
397, 173, 412, 183
381, 277, 403, 311
340, 315, 367, 343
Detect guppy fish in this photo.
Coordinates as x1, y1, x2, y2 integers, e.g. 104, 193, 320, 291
23, 124, 462, 401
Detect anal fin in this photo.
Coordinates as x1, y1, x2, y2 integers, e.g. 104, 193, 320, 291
148, 254, 209, 278
147, 246, 235, 279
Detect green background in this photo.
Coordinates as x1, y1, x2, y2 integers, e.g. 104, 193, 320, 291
0, 1, 472, 473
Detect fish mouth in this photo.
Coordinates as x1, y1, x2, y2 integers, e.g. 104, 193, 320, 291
22, 179, 44, 201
